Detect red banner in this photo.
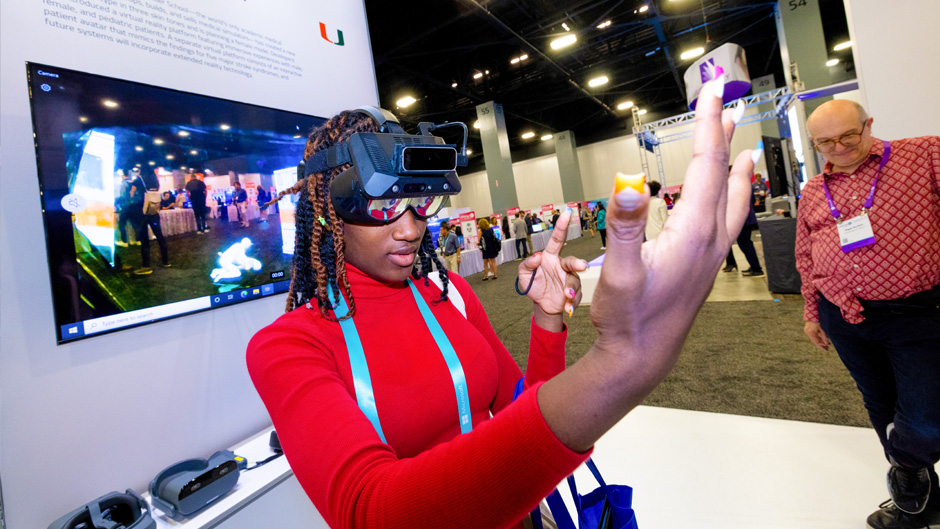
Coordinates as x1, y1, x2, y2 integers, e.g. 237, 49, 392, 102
507, 207, 521, 217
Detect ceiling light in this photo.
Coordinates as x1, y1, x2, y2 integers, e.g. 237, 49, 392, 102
638, 109, 648, 115
485, 70, 490, 75
639, 5, 649, 12
520, 54, 528, 60
178, 130, 189, 137
826, 59, 840, 67
562, 22, 570, 31
166, 155, 174, 160
833, 40, 852, 51
550, 34, 577, 50
473, 120, 480, 129
293, 134, 302, 139
79, 116, 88, 123
135, 146, 144, 151
135, 163, 141, 167
680, 47, 705, 60
588, 75, 609, 87
541, 134, 553, 141
220, 124, 230, 130
473, 72, 483, 79
521, 131, 535, 139
148, 161, 155, 166
396, 96, 417, 108
617, 101, 635, 110
153, 138, 164, 145
511, 58, 520, 64
466, 149, 472, 155
452, 82, 458, 88
596, 20, 612, 29
180, 166, 187, 170
103, 99, 118, 108
190, 150, 198, 155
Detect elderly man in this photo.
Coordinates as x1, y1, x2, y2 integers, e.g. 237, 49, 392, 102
795, 99, 940, 529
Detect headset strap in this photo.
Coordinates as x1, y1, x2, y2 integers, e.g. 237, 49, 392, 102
305, 144, 352, 177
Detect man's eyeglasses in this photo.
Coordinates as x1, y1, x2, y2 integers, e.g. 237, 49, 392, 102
813, 129, 864, 152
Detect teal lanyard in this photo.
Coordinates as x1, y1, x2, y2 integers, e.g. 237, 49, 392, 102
325, 279, 471, 443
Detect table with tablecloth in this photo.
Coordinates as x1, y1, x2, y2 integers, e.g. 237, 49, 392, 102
147, 208, 197, 237
448, 223, 582, 277
225, 203, 261, 223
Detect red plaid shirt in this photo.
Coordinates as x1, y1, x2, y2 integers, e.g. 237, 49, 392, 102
795, 136, 940, 323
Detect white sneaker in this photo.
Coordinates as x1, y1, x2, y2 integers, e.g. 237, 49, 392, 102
600, 246, 606, 249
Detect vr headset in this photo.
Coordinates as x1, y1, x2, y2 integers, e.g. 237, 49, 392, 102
300, 106, 468, 225
47, 490, 155, 529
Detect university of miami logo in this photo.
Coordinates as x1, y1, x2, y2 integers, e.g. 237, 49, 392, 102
319, 22, 344, 46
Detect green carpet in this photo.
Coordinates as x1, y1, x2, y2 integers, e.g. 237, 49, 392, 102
465, 231, 870, 429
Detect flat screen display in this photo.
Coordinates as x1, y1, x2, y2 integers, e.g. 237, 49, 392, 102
26, 62, 324, 344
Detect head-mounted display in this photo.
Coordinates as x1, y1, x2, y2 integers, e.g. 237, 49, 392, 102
302, 106, 468, 225
47, 490, 155, 529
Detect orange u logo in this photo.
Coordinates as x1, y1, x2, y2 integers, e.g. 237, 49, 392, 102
319, 22, 345, 46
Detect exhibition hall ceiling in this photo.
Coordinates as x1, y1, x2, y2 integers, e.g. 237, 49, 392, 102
365, 0, 852, 165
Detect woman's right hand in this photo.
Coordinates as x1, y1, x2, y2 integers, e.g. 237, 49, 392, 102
536, 76, 757, 452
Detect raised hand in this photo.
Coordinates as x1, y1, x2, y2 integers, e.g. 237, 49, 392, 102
517, 210, 587, 322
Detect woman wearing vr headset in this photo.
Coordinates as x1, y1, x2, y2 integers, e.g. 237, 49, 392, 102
248, 76, 756, 528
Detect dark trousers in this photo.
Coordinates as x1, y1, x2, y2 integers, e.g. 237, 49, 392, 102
515, 237, 529, 258
193, 204, 208, 231
726, 223, 762, 271
117, 208, 133, 243
818, 289, 940, 472
599, 228, 607, 247
134, 212, 169, 267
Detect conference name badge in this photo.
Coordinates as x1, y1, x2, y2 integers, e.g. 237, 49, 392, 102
837, 214, 876, 253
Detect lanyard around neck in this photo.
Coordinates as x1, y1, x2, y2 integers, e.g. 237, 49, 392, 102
325, 279, 471, 443
821, 140, 891, 222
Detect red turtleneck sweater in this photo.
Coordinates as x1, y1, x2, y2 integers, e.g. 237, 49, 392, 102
247, 266, 588, 528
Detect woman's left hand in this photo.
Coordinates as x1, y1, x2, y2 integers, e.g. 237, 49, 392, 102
517, 209, 588, 320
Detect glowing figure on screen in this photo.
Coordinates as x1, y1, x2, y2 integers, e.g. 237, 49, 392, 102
210, 238, 262, 283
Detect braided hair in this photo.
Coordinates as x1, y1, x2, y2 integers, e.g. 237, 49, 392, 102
265, 110, 450, 320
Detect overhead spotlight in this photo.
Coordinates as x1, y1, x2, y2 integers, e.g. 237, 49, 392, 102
596, 20, 612, 29
293, 134, 302, 139
79, 116, 88, 123
639, 5, 649, 12
826, 58, 840, 67
153, 138, 164, 145
638, 109, 648, 115
833, 40, 852, 51
178, 130, 189, 137
520, 54, 528, 60
588, 75, 609, 87
473, 72, 484, 79
511, 57, 520, 64
190, 149, 198, 155
135, 146, 144, 151
220, 124, 231, 130
102, 99, 119, 108
550, 34, 577, 50
680, 47, 705, 60
473, 120, 480, 129
541, 134, 553, 141
148, 161, 156, 166
521, 131, 535, 139
166, 155, 175, 160
452, 82, 458, 88
396, 96, 417, 108
562, 22, 570, 31
466, 149, 472, 155
135, 163, 141, 167
485, 70, 490, 75
617, 101, 634, 110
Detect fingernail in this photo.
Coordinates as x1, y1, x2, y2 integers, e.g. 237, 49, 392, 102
732, 99, 746, 124
565, 207, 573, 216
711, 73, 725, 99
566, 305, 574, 318
615, 172, 645, 194
566, 287, 576, 298
751, 140, 764, 165
615, 186, 642, 210
580, 259, 589, 266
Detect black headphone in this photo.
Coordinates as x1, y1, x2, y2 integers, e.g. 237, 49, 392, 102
47, 490, 155, 529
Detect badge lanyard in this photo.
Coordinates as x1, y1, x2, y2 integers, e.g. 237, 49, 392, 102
323, 281, 471, 443
821, 141, 890, 252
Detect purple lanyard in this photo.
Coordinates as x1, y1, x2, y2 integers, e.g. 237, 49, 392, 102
821, 140, 891, 222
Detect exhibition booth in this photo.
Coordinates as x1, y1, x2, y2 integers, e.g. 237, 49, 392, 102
1, 0, 938, 528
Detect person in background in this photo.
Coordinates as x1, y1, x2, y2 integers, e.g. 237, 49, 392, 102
233, 181, 250, 228
796, 99, 940, 529
551, 209, 560, 227
439, 222, 461, 274
185, 172, 210, 234
579, 206, 589, 231
512, 212, 529, 260
595, 202, 607, 250
246, 82, 754, 529
752, 173, 768, 213
478, 218, 499, 280
114, 169, 137, 247
645, 181, 669, 240
160, 191, 175, 210
501, 216, 511, 240
722, 187, 763, 276
257, 185, 270, 222
524, 213, 534, 253
128, 167, 170, 275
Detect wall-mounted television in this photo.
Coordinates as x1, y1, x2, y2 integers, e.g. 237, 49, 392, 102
26, 62, 324, 344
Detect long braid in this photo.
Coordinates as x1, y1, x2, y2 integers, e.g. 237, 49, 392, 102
274, 110, 379, 320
